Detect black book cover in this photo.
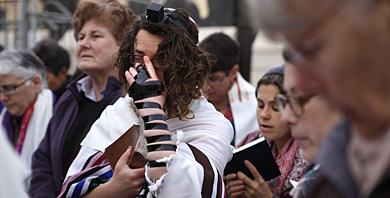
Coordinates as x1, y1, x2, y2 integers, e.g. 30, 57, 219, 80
224, 137, 281, 181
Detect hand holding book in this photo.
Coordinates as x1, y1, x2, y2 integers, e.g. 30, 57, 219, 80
224, 137, 280, 180
226, 160, 274, 198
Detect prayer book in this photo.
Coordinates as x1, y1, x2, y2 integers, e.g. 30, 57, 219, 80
224, 137, 281, 181
105, 125, 147, 171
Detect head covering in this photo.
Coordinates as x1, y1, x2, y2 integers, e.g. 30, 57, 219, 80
262, 65, 285, 78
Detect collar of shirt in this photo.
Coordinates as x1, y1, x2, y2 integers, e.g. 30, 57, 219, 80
76, 76, 105, 102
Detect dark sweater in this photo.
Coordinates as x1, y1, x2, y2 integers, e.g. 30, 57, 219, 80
30, 74, 123, 198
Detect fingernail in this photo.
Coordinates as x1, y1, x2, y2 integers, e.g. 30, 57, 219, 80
144, 56, 149, 61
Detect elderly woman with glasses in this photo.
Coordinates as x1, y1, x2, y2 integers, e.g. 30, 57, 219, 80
250, 0, 390, 197
226, 65, 310, 198
30, 1, 137, 197
275, 59, 341, 198
0, 49, 54, 174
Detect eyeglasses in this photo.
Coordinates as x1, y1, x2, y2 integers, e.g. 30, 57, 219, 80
0, 76, 33, 96
209, 74, 227, 83
275, 93, 316, 117
127, 54, 163, 69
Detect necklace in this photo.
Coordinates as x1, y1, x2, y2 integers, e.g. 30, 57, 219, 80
216, 103, 230, 112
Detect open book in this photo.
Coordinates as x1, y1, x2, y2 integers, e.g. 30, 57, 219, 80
105, 125, 147, 171
224, 137, 281, 181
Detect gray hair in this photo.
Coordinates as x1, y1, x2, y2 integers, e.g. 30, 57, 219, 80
0, 48, 47, 88
246, 0, 374, 41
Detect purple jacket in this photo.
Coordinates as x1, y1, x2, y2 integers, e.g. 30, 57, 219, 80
30, 74, 123, 198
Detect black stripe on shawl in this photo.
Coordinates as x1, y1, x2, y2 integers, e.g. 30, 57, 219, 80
82, 151, 100, 170
188, 144, 214, 198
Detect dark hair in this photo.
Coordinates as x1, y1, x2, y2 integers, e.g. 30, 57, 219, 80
199, 32, 239, 74
72, 0, 137, 43
32, 38, 70, 76
115, 8, 211, 120
256, 74, 285, 96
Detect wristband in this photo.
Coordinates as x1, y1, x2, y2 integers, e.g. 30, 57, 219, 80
147, 144, 177, 152
146, 134, 172, 143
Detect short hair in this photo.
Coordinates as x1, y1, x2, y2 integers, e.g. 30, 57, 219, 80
72, 0, 137, 43
199, 33, 239, 74
0, 49, 47, 88
115, 8, 211, 120
32, 38, 70, 76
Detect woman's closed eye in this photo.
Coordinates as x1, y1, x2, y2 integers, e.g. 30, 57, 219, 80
258, 100, 264, 109
298, 40, 323, 59
271, 102, 279, 112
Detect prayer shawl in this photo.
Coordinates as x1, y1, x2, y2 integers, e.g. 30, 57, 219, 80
0, 88, 54, 173
228, 73, 258, 146
0, 122, 29, 198
59, 96, 233, 198
237, 129, 311, 198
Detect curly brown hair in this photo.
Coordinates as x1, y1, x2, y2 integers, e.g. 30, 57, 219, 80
72, 0, 137, 43
115, 8, 211, 120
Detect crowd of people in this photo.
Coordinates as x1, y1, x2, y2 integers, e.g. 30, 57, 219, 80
0, 0, 389, 197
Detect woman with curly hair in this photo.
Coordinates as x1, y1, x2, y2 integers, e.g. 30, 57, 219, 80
59, 3, 233, 198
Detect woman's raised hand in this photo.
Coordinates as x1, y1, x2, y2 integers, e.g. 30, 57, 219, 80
125, 56, 159, 86
125, 55, 165, 107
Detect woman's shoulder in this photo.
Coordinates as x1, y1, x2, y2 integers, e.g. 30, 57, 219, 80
236, 129, 262, 148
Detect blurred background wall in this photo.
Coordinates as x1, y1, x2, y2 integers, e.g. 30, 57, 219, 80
0, 0, 284, 86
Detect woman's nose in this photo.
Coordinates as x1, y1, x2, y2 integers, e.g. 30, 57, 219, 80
79, 37, 91, 49
260, 108, 271, 120
280, 104, 298, 126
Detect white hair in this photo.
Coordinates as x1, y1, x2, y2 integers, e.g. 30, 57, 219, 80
0, 48, 47, 88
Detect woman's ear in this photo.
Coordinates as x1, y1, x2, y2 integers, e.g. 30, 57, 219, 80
31, 75, 42, 94
228, 65, 240, 83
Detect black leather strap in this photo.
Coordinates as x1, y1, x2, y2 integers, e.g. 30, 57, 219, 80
131, 93, 160, 101
135, 102, 161, 109
128, 81, 165, 101
129, 81, 165, 94
133, 66, 150, 84
142, 114, 165, 123
147, 144, 177, 152
145, 123, 168, 130
146, 134, 172, 143
148, 160, 167, 168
